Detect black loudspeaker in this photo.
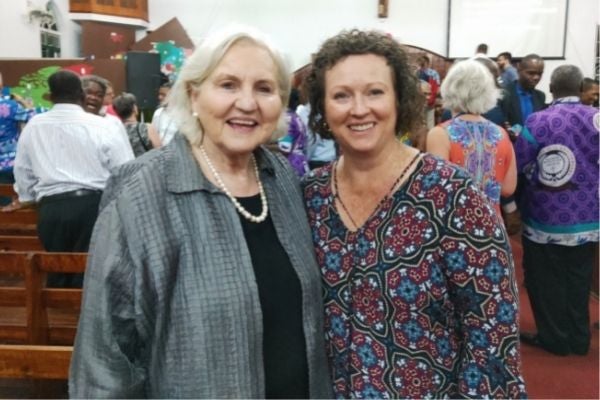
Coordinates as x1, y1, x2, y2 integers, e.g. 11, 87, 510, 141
126, 52, 161, 110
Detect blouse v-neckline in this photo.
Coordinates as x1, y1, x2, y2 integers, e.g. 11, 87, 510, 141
329, 155, 423, 234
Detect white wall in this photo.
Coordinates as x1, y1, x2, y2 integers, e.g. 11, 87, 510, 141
51, 0, 81, 58
0, 0, 43, 57
1, 0, 598, 99
538, 0, 599, 99
147, 0, 598, 98
147, 0, 449, 70
0, 0, 80, 59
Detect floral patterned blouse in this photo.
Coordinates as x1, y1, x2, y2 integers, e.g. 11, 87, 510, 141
303, 154, 527, 399
0, 96, 34, 172
442, 117, 513, 216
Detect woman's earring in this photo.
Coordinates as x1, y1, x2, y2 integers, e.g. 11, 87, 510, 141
192, 111, 198, 118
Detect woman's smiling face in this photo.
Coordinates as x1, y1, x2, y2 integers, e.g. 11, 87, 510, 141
190, 39, 283, 159
324, 53, 398, 156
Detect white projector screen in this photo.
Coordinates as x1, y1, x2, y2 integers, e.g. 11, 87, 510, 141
448, 0, 568, 59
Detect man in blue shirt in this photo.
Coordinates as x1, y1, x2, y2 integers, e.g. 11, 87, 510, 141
500, 54, 546, 127
496, 52, 519, 89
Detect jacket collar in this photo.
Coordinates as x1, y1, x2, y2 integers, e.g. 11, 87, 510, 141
551, 96, 580, 105
165, 134, 277, 194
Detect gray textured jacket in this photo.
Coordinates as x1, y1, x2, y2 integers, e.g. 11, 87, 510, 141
69, 135, 332, 398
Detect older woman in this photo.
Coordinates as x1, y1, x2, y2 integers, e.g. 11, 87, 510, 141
302, 30, 526, 398
427, 59, 517, 217
69, 26, 331, 398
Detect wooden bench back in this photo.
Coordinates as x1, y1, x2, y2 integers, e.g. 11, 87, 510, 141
0, 184, 38, 236
0, 210, 38, 236
0, 344, 72, 380
32, 252, 86, 345
0, 252, 28, 343
0, 235, 44, 251
0, 184, 16, 199
0, 252, 87, 345
0, 252, 86, 380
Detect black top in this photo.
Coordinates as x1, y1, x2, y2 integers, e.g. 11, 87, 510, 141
124, 122, 152, 158
237, 194, 309, 399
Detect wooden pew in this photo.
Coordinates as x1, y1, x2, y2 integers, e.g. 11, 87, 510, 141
0, 345, 71, 379
0, 252, 28, 344
0, 184, 16, 199
30, 252, 86, 345
0, 235, 43, 252
0, 251, 86, 381
0, 184, 38, 236
0, 209, 38, 236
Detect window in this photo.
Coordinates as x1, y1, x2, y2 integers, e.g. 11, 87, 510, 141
41, 30, 61, 58
40, 1, 60, 58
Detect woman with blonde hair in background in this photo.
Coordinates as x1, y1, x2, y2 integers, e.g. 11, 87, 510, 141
427, 58, 517, 217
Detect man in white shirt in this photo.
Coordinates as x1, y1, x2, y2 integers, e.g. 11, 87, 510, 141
13, 70, 134, 287
151, 81, 178, 145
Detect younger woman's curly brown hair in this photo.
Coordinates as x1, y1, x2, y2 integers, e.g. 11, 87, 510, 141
303, 29, 424, 140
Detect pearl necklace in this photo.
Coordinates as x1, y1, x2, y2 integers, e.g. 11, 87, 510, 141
198, 146, 269, 223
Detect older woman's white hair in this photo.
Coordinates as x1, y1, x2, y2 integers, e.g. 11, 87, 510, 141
168, 24, 291, 146
441, 58, 501, 115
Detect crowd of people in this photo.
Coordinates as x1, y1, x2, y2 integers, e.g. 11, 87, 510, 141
0, 25, 597, 398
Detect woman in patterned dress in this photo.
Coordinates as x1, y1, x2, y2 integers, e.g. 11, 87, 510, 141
427, 58, 517, 217
302, 29, 527, 398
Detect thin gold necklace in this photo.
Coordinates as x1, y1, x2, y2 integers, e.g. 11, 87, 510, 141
333, 151, 420, 230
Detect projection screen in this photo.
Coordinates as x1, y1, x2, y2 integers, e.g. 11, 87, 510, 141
448, 0, 568, 59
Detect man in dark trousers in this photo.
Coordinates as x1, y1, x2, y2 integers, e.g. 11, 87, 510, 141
515, 65, 598, 355
13, 70, 133, 287
499, 53, 546, 235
